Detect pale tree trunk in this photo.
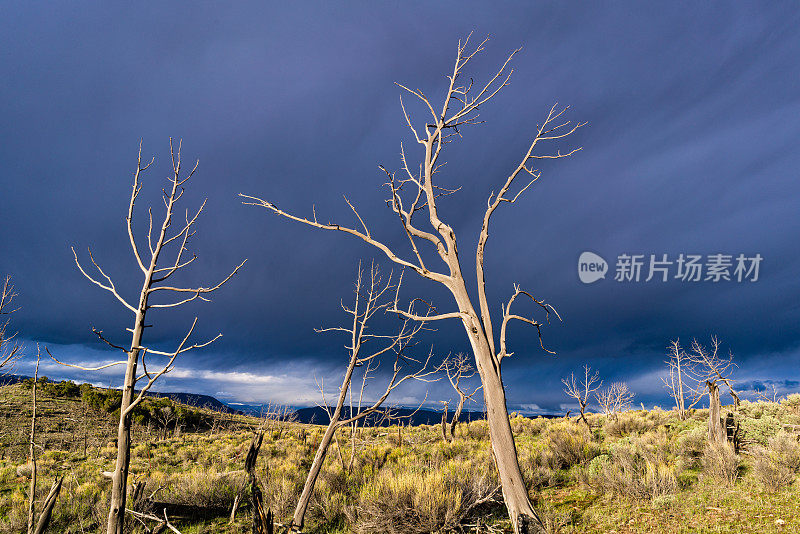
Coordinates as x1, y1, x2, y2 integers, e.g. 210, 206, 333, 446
707, 382, 726, 445
449, 272, 542, 531
441, 402, 450, 441
464, 322, 540, 531
450, 395, 465, 440
291, 358, 356, 531
33, 477, 63, 534
107, 310, 146, 534
676, 355, 686, 418
27, 353, 39, 534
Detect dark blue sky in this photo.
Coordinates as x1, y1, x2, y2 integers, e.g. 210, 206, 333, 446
2, 3, 798, 413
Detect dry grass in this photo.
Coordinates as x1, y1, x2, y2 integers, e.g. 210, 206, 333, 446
5, 382, 800, 533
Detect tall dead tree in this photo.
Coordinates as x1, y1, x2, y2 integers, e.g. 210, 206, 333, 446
243, 34, 583, 532
54, 140, 245, 534
290, 262, 434, 533
562, 365, 601, 426
661, 340, 693, 419
687, 336, 739, 445
439, 353, 482, 440
0, 275, 21, 372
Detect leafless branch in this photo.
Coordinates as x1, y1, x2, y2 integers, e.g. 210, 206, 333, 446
0, 275, 21, 371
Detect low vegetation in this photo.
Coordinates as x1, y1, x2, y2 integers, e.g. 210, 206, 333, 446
3, 382, 800, 532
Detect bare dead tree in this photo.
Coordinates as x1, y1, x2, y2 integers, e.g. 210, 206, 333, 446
290, 262, 435, 532
53, 140, 245, 534
439, 353, 482, 440
661, 340, 697, 420
687, 336, 739, 445
27, 347, 40, 534
154, 406, 178, 441
562, 365, 601, 426
0, 275, 21, 372
243, 34, 584, 533
755, 383, 780, 403
595, 382, 634, 420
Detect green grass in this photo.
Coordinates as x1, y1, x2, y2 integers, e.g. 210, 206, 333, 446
3, 383, 800, 533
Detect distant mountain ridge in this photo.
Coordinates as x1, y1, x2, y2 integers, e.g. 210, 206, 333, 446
1, 375, 560, 422
0, 374, 239, 414
291, 405, 488, 426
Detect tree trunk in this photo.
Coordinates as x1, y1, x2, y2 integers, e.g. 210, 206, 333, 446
458, 318, 540, 531
33, 477, 63, 534
107, 309, 146, 534
292, 419, 339, 532
477, 347, 541, 533
707, 382, 726, 445
291, 354, 357, 532
676, 356, 686, 419
578, 405, 588, 426
447, 276, 541, 533
441, 402, 450, 442
450, 395, 466, 440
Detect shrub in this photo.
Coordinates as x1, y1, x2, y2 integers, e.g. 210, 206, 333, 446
701, 442, 739, 485
510, 415, 548, 436
751, 432, 800, 492
781, 393, 800, 410
674, 427, 706, 470
765, 432, 800, 470
466, 420, 489, 440
158, 471, 239, 510
753, 454, 794, 492
588, 430, 679, 500
604, 412, 654, 438
738, 414, 783, 446
544, 424, 600, 469
591, 443, 678, 500
352, 459, 495, 534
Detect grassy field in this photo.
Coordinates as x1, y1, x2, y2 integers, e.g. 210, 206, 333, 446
2, 382, 800, 533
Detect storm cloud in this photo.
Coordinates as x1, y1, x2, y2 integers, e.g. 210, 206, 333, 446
2, 3, 799, 413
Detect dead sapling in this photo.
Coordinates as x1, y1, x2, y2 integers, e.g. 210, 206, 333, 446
439, 353, 482, 440
562, 365, 601, 426
289, 261, 436, 533
595, 382, 634, 421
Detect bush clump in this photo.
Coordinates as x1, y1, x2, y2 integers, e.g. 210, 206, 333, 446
701, 442, 740, 485
752, 432, 800, 492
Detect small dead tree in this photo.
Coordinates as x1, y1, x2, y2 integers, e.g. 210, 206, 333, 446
661, 340, 696, 420
562, 365, 601, 426
53, 140, 245, 534
687, 336, 739, 445
243, 34, 583, 533
154, 406, 178, 441
439, 353, 482, 440
23, 345, 63, 534
27, 347, 40, 534
290, 262, 434, 533
0, 275, 21, 372
755, 383, 780, 403
595, 382, 634, 420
